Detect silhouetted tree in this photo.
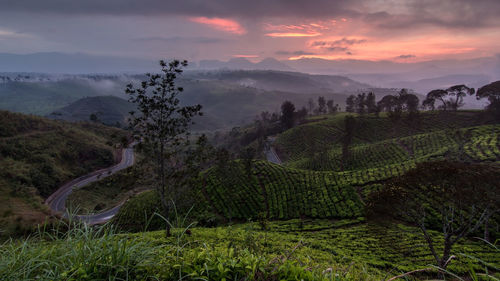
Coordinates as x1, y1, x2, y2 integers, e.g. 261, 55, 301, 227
318, 96, 327, 114
126, 59, 203, 237
423, 85, 475, 111
326, 99, 338, 114
240, 147, 256, 179
295, 106, 308, 124
368, 161, 500, 271
355, 93, 367, 114
308, 98, 315, 115
366, 92, 377, 114
345, 95, 356, 113
377, 89, 419, 121
476, 80, 500, 121
281, 100, 296, 129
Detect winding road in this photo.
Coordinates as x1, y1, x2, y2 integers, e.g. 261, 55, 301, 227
265, 137, 282, 164
45, 144, 135, 225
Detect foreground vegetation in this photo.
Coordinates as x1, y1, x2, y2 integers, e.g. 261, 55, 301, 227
1, 218, 498, 280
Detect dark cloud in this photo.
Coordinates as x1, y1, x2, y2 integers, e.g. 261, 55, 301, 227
0, 0, 361, 18
311, 38, 366, 53
275, 50, 314, 56
364, 0, 500, 29
397, 54, 416, 59
132, 36, 228, 44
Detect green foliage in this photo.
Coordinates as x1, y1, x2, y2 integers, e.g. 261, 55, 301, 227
0, 110, 126, 238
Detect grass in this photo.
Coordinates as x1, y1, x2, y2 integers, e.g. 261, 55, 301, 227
1, 218, 498, 280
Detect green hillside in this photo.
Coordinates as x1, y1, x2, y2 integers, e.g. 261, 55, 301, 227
48, 95, 136, 127
0, 110, 127, 237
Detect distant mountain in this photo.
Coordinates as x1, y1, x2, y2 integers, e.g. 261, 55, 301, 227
185, 69, 370, 94
198, 57, 294, 71
48, 96, 135, 126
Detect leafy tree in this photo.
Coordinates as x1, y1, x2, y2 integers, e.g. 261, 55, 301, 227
476, 80, 500, 121
345, 95, 356, 113
307, 98, 315, 115
365, 92, 377, 114
89, 113, 99, 123
377, 89, 419, 121
126, 59, 203, 236
280, 101, 296, 129
240, 147, 256, 179
317, 96, 326, 114
423, 85, 475, 111
368, 161, 500, 270
354, 93, 366, 114
326, 99, 338, 114
295, 106, 308, 123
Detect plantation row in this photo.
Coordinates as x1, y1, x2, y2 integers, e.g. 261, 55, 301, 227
202, 161, 364, 220
276, 111, 488, 162
202, 160, 427, 221
284, 125, 500, 173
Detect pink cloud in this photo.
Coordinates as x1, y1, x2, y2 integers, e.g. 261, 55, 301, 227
266, 32, 321, 37
189, 17, 245, 35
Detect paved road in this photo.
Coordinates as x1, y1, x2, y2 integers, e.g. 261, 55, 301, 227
45, 144, 135, 224
265, 137, 282, 164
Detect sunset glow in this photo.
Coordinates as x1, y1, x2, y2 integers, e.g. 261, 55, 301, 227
189, 17, 246, 35
266, 32, 322, 38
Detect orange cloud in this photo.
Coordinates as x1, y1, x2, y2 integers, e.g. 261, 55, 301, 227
266, 32, 321, 38
189, 17, 245, 35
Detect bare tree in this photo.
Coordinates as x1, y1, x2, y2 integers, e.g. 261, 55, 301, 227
369, 161, 500, 270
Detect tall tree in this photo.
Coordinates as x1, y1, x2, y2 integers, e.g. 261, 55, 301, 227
365, 92, 377, 114
355, 93, 367, 114
476, 80, 500, 121
317, 96, 326, 114
345, 95, 356, 113
326, 99, 338, 114
280, 100, 296, 129
423, 85, 475, 111
126, 59, 202, 236
307, 98, 315, 115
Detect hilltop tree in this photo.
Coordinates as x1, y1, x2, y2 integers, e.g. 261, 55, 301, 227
307, 98, 315, 115
126, 59, 203, 237
354, 93, 367, 114
326, 99, 338, 114
369, 161, 500, 271
317, 96, 327, 114
377, 89, 419, 121
365, 92, 377, 114
240, 147, 256, 179
345, 95, 356, 113
280, 100, 296, 129
423, 85, 475, 111
295, 106, 308, 124
476, 80, 500, 121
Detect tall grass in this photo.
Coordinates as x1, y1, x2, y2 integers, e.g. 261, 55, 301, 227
0, 216, 157, 280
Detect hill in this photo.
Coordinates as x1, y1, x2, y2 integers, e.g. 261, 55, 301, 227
1, 71, 371, 130
48, 95, 135, 127
107, 111, 499, 226
0, 110, 127, 237
184, 69, 371, 94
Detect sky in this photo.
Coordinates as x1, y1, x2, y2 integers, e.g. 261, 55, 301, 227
0, 0, 499, 63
